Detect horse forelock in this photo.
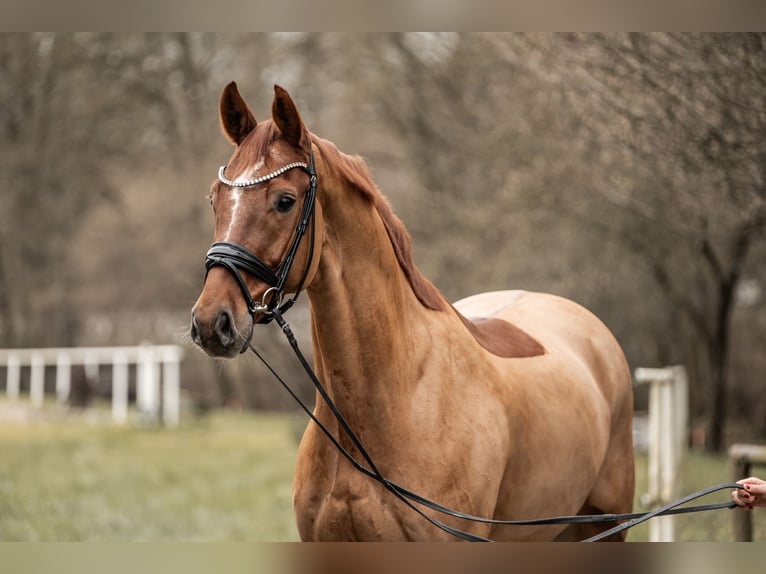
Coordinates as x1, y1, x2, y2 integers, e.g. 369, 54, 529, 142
226, 121, 282, 177
311, 135, 447, 313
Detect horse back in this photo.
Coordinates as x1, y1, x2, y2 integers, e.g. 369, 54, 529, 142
454, 289, 631, 408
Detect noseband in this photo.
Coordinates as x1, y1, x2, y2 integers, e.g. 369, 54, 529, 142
204, 150, 318, 323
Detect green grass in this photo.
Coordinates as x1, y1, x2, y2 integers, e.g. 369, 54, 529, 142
0, 402, 301, 541
1, 399, 764, 541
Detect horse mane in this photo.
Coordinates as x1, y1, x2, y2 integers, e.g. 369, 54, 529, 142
311, 135, 447, 312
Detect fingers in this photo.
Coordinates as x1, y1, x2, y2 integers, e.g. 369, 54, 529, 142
734, 477, 766, 509
743, 479, 766, 495
737, 476, 766, 487
731, 488, 754, 509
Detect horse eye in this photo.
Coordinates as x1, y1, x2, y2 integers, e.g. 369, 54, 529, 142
275, 195, 296, 213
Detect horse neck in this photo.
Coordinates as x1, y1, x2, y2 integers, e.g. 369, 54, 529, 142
306, 181, 440, 420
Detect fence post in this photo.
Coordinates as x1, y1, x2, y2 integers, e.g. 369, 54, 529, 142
161, 350, 181, 427
635, 366, 686, 542
6, 353, 20, 400
137, 346, 159, 422
30, 353, 45, 408
56, 351, 71, 404
112, 351, 129, 425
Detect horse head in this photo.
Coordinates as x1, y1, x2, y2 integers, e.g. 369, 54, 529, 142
191, 83, 322, 357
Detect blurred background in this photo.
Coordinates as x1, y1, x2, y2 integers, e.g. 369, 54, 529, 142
0, 33, 764, 540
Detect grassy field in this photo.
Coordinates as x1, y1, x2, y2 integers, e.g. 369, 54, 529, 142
0, 400, 763, 541
0, 401, 301, 541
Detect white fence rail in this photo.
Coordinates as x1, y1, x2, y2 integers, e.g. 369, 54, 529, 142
635, 365, 688, 542
0, 345, 184, 427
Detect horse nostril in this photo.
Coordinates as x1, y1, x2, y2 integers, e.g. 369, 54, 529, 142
190, 312, 201, 345
214, 309, 237, 347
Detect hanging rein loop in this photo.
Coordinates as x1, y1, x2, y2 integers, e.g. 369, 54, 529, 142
204, 151, 318, 323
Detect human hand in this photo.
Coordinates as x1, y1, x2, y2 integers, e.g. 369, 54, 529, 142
732, 477, 766, 510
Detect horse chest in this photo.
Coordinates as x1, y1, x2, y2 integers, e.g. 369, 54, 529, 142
292, 418, 501, 541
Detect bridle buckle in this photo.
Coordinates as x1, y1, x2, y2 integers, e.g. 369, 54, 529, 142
250, 286, 283, 316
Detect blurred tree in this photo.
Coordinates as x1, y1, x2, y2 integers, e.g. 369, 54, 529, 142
512, 33, 766, 451
361, 33, 765, 451
0, 33, 213, 347
2, 33, 764, 436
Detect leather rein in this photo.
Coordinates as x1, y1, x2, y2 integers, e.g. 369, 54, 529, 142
203, 154, 744, 541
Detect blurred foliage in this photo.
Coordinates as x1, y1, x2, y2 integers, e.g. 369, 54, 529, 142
0, 33, 764, 448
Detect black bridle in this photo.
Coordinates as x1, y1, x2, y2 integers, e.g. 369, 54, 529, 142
202, 150, 744, 541
204, 151, 317, 323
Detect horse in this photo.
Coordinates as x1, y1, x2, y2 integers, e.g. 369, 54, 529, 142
190, 82, 635, 541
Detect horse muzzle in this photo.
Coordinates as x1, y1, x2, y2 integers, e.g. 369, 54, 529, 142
190, 303, 253, 358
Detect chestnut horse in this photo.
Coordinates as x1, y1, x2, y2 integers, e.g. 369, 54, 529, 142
191, 83, 634, 541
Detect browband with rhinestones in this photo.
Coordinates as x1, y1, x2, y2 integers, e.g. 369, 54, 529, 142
218, 162, 309, 188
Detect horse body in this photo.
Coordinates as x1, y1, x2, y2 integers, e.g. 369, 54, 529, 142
192, 83, 634, 541
293, 208, 633, 540
455, 290, 635, 541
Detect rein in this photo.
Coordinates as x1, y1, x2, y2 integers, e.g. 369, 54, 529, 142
204, 154, 744, 541
251, 308, 745, 542
205, 151, 317, 323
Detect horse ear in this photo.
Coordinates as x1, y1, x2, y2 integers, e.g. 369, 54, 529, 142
219, 81, 257, 146
272, 85, 309, 150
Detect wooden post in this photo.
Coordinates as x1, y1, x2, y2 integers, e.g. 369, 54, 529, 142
112, 351, 129, 425
30, 353, 45, 408
55, 351, 71, 404
729, 443, 766, 541
6, 353, 20, 400
161, 354, 180, 427
137, 346, 159, 422
635, 367, 686, 542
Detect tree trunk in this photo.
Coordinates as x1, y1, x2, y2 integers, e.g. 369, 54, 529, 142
704, 225, 758, 452
706, 317, 730, 453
